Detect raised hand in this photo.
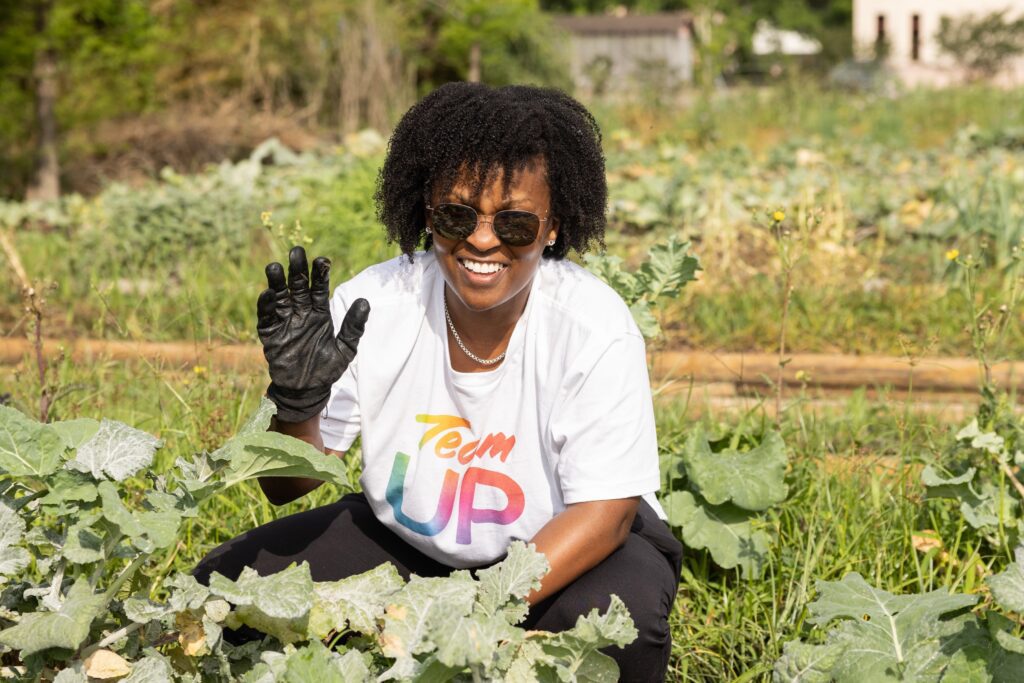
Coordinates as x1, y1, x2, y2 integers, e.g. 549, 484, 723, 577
256, 246, 370, 423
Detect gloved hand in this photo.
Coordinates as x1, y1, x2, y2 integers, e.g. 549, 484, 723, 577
256, 246, 370, 423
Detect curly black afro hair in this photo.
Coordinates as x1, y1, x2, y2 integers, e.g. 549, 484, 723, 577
374, 82, 607, 260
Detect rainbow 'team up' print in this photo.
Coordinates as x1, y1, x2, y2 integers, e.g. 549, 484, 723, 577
385, 414, 525, 544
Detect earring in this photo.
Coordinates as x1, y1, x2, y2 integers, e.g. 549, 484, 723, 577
546, 239, 555, 246
425, 226, 432, 234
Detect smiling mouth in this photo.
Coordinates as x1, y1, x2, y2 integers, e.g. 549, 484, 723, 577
458, 258, 508, 275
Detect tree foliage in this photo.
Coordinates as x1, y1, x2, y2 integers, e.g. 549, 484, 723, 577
936, 10, 1024, 82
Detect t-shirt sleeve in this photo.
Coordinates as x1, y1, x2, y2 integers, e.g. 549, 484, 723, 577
549, 333, 661, 504
318, 284, 362, 452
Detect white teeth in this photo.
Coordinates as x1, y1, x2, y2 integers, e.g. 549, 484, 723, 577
460, 259, 506, 275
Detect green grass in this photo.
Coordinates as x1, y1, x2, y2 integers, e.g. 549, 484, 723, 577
3, 85, 1024, 680
2, 355, 1002, 681
5, 87, 1023, 356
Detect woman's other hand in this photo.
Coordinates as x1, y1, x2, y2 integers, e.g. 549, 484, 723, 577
256, 245, 370, 424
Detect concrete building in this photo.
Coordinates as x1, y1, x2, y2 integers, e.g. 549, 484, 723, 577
553, 12, 694, 98
852, 0, 1024, 85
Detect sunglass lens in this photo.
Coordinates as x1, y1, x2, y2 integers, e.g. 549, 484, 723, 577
432, 204, 477, 240
494, 211, 540, 246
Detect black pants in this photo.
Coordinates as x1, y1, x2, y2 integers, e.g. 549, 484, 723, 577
193, 492, 683, 682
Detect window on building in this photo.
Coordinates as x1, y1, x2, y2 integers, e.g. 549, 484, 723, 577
911, 14, 921, 61
876, 14, 886, 43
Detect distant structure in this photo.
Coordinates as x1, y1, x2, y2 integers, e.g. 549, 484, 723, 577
553, 12, 694, 98
751, 19, 822, 57
852, 0, 1024, 85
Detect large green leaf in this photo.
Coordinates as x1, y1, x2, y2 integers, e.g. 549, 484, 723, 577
431, 610, 520, 671
0, 578, 104, 656
921, 466, 1015, 531
628, 301, 661, 339
989, 545, 1024, 614
635, 236, 701, 300
801, 573, 981, 682
772, 639, 841, 683
63, 510, 104, 565
71, 419, 161, 481
473, 540, 549, 625
175, 453, 220, 500
209, 562, 314, 620
38, 470, 98, 508
379, 572, 478, 680
956, 418, 1006, 454
280, 643, 368, 683
680, 428, 788, 511
98, 481, 146, 539
532, 594, 636, 682
582, 253, 641, 304
0, 503, 28, 578
165, 573, 210, 613
217, 431, 353, 490
94, 482, 182, 553
212, 562, 314, 644
661, 490, 769, 579
308, 562, 404, 639
238, 397, 278, 437
50, 418, 100, 450
123, 652, 175, 683
0, 405, 64, 477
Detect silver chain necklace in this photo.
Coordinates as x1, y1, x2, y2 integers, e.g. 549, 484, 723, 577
443, 292, 506, 366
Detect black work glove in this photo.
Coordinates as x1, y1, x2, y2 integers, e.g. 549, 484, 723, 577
256, 246, 370, 423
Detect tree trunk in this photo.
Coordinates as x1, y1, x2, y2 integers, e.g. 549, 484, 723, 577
26, 0, 59, 202
468, 41, 481, 82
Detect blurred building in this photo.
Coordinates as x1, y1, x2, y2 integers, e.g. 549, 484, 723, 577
553, 12, 694, 98
853, 0, 1024, 85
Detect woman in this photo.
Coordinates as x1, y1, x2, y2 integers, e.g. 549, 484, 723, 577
194, 82, 682, 681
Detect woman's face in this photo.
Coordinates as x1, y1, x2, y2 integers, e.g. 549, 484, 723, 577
428, 160, 559, 317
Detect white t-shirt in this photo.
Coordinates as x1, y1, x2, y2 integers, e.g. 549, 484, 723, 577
320, 250, 665, 568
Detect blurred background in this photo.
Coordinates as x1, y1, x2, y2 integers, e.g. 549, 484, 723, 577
3, 4, 1024, 680
3, 0, 1022, 200
2, 0, 1024, 384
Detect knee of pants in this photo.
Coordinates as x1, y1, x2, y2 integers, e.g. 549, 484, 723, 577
539, 574, 674, 649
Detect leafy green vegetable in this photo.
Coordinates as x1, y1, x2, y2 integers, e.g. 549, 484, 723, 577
70, 419, 161, 481
0, 405, 64, 476
680, 428, 788, 511
989, 545, 1024, 614
0, 403, 638, 680
662, 490, 770, 579
584, 236, 700, 339
0, 578, 105, 656
660, 426, 789, 578
775, 572, 1024, 682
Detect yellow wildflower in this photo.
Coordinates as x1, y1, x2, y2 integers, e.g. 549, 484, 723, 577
192, 365, 207, 376
772, 210, 785, 223
945, 248, 959, 261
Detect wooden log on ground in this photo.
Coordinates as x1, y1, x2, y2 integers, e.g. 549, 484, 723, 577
650, 350, 1023, 393
0, 338, 264, 371
1, 338, 1021, 397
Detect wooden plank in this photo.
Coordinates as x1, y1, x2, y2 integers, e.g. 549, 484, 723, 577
650, 350, 1023, 392
2, 339, 1022, 396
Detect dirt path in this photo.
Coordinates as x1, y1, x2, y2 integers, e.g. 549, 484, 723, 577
2, 337, 1020, 416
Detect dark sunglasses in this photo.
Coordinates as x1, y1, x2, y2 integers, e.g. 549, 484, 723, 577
425, 202, 550, 247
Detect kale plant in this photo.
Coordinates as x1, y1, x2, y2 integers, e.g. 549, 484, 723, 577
0, 399, 637, 681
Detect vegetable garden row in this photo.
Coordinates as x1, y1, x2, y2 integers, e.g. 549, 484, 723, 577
2, 87, 1024, 680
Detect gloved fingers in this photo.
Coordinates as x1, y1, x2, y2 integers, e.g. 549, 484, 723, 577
256, 288, 279, 333
265, 261, 290, 318
287, 245, 312, 308
311, 256, 332, 313
336, 298, 370, 357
